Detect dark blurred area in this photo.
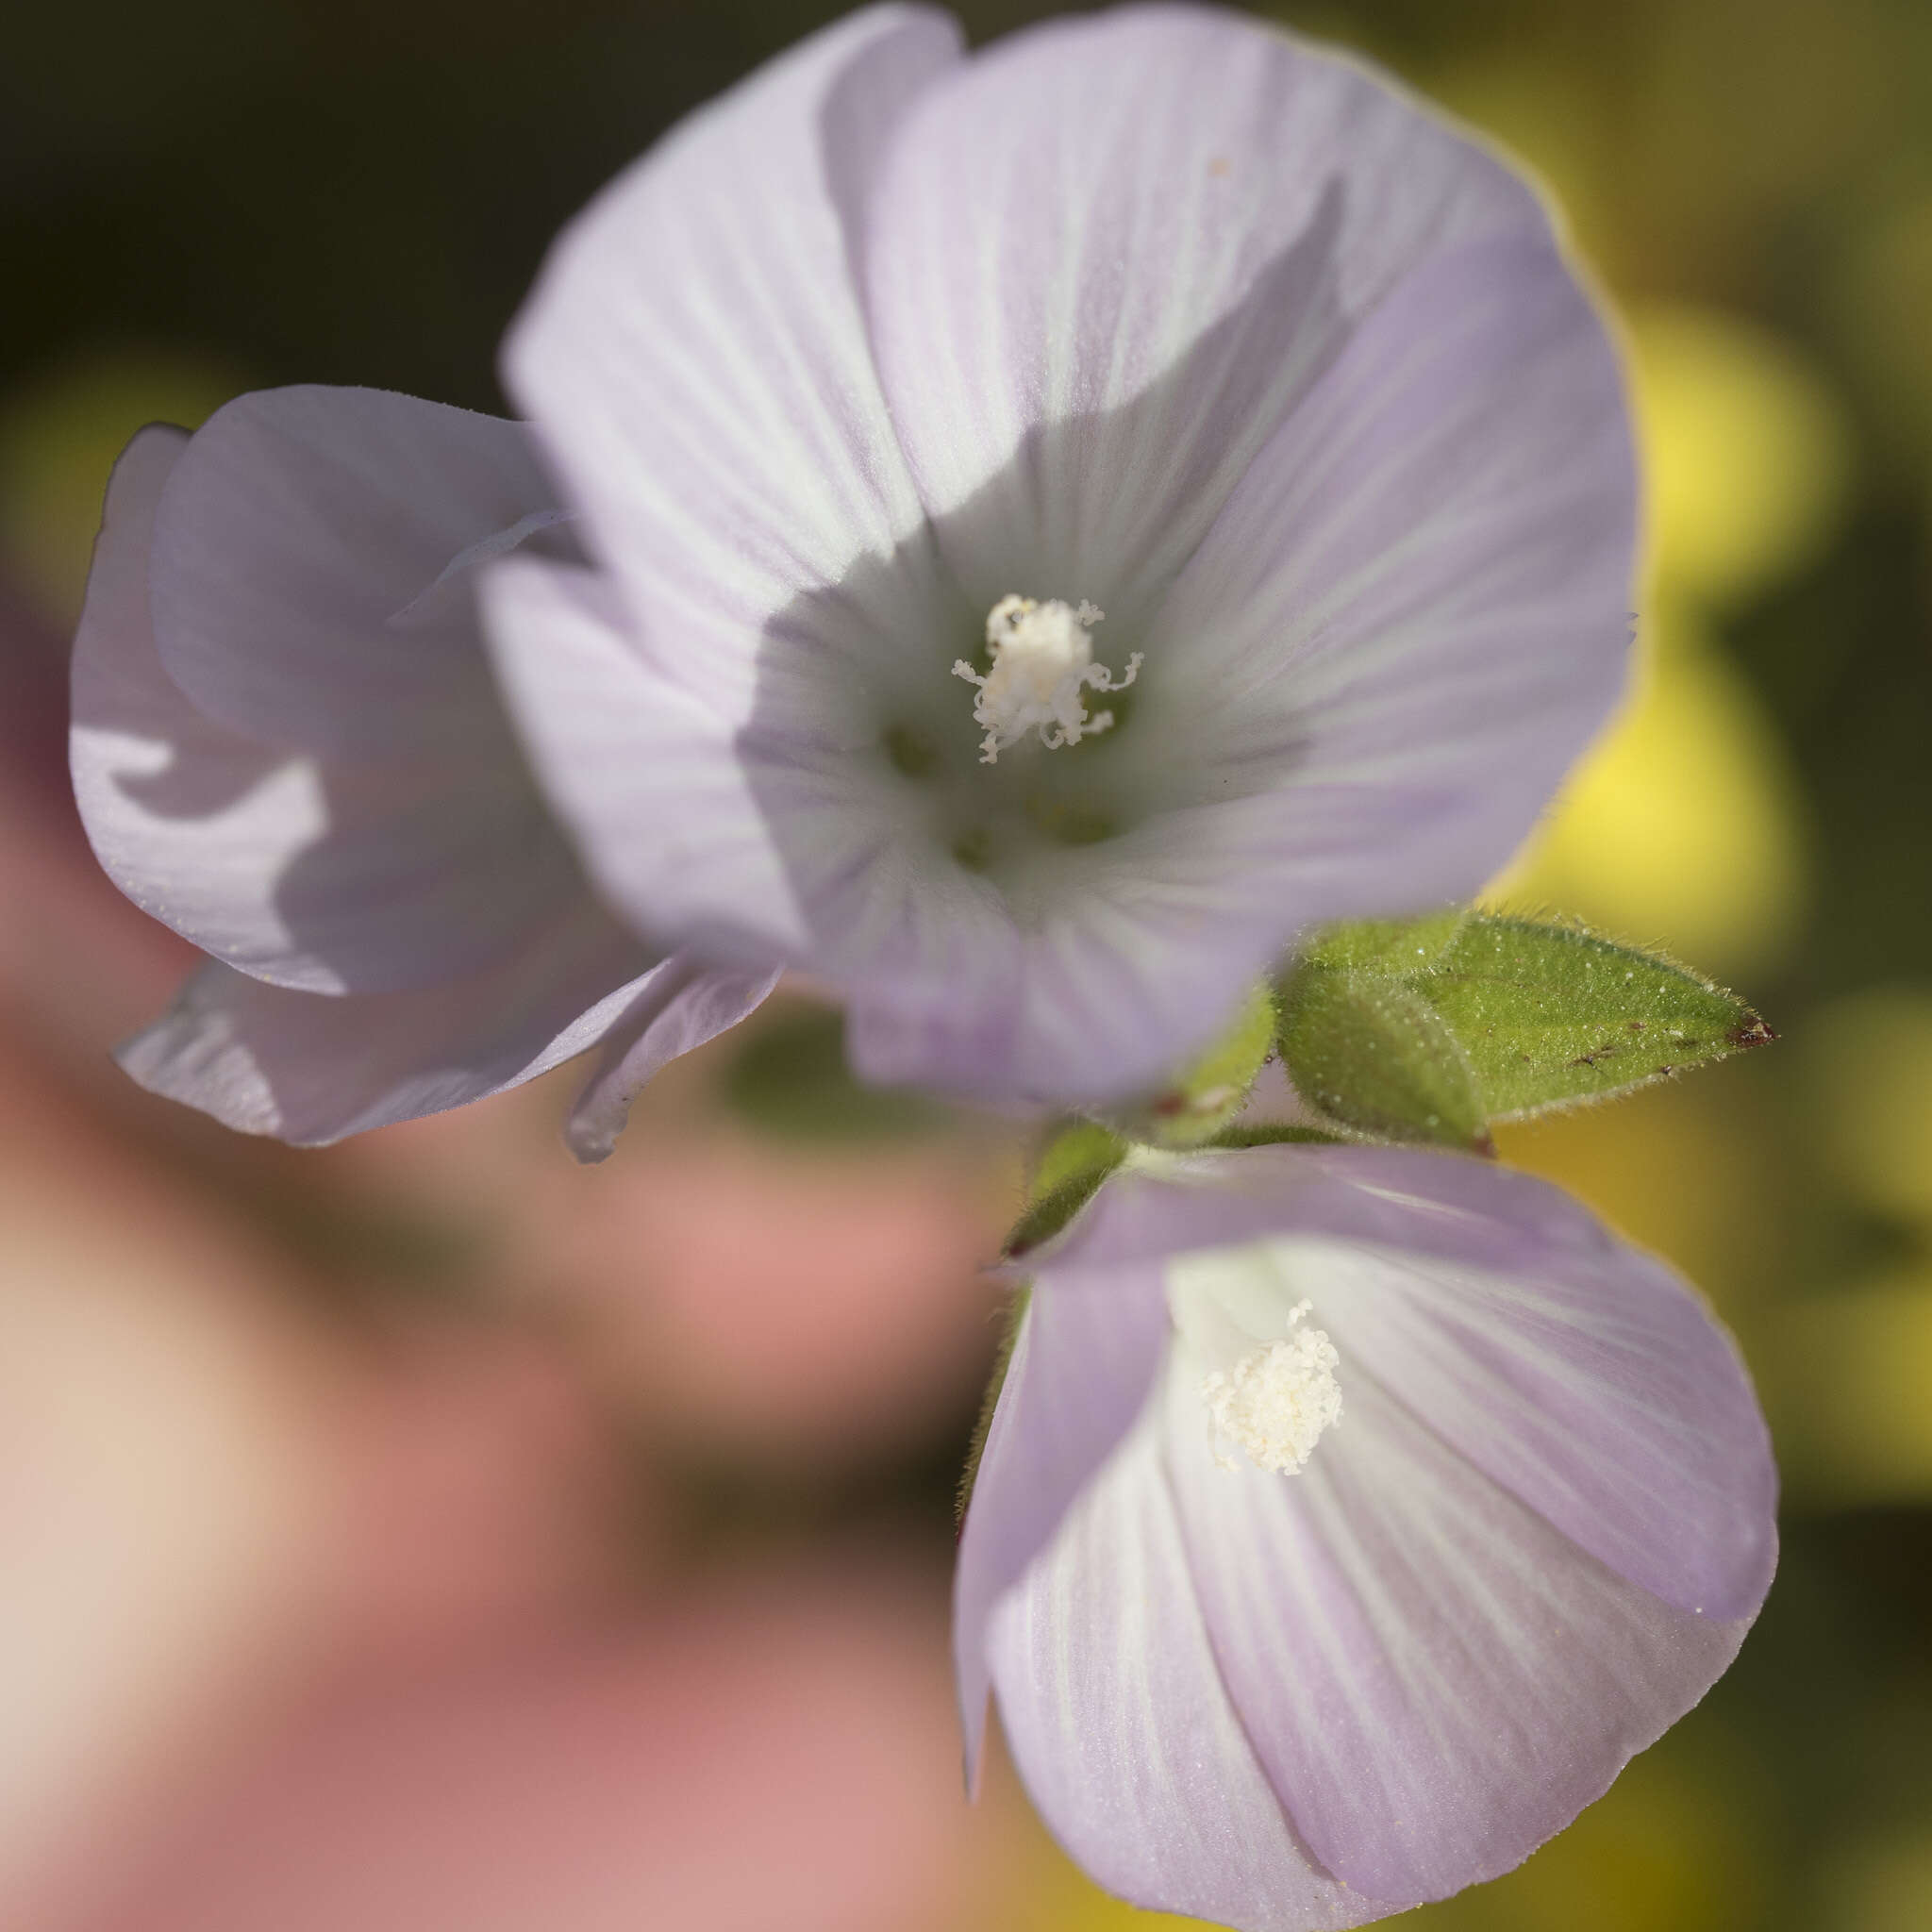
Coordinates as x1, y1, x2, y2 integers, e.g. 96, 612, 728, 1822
2, 2, 1929, 1927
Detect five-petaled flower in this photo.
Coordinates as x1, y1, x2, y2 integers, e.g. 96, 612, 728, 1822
484, 0, 1638, 1111
959, 1142, 1776, 1931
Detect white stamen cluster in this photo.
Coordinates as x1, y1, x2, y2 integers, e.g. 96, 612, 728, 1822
1200, 1300, 1342, 1474
953, 594, 1141, 765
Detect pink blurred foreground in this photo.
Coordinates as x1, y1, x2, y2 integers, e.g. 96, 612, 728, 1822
2, 572, 1034, 1927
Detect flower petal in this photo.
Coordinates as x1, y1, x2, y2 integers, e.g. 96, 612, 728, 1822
986, 1420, 1389, 1932
148, 386, 564, 760
503, 4, 962, 722
72, 425, 280, 960
118, 898, 663, 1145
481, 555, 808, 960
1297, 1225, 1775, 1621
1039, 1145, 1774, 1616
563, 959, 780, 1161
864, 7, 1541, 608
1143, 230, 1638, 917
73, 418, 590, 995
487, 540, 1283, 1106
845, 862, 1268, 1105
1161, 1357, 1748, 1907
953, 1260, 1170, 1785
1038, 1141, 1623, 1277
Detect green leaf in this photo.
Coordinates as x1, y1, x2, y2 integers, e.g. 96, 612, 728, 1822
1417, 914, 1774, 1118
1201, 1123, 1346, 1152
1276, 966, 1491, 1152
1298, 906, 1469, 974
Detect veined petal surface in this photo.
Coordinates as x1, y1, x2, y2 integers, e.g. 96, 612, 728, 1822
1161, 1358, 1746, 1906
1296, 1230, 1775, 1620
864, 4, 1543, 608
1039, 1148, 1775, 1621
842, 839, 1283, 1102
953, 1257, 1170, 1780
482, 556, 809, 961
148, 386, 564, 760
117, 896, 674, 1146
504, 4, 964, 721
1143, 231, 1637, 917
563, 958, 781, 1161
73, 413, 591, 995
988, 1418, 1387, 1932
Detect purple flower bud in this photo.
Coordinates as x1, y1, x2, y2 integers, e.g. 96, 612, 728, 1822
71, 395, 773, 1153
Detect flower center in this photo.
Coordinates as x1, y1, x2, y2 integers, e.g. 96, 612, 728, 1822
953, 594, 1141, 766
1199, 1300, 1341, 1474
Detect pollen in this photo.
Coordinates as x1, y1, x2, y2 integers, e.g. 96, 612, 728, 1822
953, 594, 1141, 765
1200, 1301, 1341, 1475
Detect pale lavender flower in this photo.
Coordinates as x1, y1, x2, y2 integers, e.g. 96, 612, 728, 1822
958, 1143, 1776, 1930
484, 2, 1638, 1107
71, 391, 774, 1157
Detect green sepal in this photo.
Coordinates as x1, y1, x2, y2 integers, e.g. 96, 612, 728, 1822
1276, 964, 1491, 1152
1201, 1123, 1347, 1152
1107, 981, 1277, 1148
1031, 1119, 1127, 1198
957, 1283, 1030, 1524
975, 1117, 1130, 1518
1278, 909, 1774, 1141
1006, 1121, 1127, 1257
1417, 913, 1774, 1119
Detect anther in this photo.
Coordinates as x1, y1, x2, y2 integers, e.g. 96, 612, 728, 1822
1200, 1301, 1341, 1474
953, 595, 1141, 765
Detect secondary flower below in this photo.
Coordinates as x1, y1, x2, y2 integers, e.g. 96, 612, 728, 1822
958, 1141, 1777, 1930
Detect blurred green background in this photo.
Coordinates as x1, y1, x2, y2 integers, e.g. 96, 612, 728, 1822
1, 2, 1928, 1928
